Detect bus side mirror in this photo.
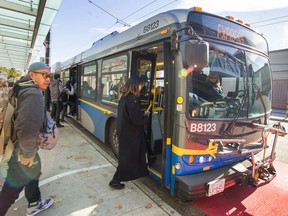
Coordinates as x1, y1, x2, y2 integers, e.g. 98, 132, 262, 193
181, 40, 209, 70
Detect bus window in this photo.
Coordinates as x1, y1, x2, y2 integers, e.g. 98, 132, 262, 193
82, 63, 97, 99
246, 52, 272, 116
101, 55, 128, 103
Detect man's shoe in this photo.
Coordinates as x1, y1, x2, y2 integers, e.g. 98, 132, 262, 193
109, 181, 125, 190
26, 198, 53, 216
56, 124, 64, 128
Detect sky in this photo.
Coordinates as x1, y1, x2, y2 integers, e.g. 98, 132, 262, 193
40, 0, 288, 66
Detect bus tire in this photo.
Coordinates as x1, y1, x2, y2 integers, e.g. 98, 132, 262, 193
108, 120, 119, 158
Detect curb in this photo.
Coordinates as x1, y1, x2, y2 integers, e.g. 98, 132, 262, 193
270, 116, 288, 123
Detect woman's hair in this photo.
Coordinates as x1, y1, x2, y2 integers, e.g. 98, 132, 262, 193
120, 75, 142, 96
54, 73, 61, 79
65, 80, 71, 88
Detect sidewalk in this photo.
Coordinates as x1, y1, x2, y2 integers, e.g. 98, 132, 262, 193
3, 122, 180, 216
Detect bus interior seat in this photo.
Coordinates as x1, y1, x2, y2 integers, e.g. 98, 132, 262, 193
150, 113, 163, 155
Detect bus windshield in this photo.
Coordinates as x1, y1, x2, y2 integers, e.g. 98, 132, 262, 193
188, 43, 272, 119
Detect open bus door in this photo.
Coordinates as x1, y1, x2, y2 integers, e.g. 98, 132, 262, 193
70, 66, 78, 118
131, 51, 165, 180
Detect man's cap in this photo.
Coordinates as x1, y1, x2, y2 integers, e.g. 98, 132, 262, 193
28, 62, 50, 72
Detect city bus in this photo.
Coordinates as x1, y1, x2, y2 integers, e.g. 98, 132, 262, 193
53, 7, 286, 200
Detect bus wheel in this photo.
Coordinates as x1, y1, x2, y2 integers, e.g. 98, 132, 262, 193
108, 120, 119, 158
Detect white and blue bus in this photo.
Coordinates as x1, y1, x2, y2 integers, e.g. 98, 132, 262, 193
54, 7, 285, 200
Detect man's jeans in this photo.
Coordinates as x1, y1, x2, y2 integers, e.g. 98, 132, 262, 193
0, 149, 41, 216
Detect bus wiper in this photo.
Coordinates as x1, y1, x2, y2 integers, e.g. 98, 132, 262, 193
252, 82, 267, 125
221, 83, 249, 135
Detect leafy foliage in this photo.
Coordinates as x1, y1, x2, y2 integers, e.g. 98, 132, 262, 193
0, 66, 22, 81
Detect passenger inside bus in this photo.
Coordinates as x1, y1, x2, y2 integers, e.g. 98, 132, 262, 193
139, 74, 150, 110
155, 86, 164, 109
83, 81, 95, 98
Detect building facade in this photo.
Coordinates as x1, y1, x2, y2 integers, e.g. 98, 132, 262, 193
269, 49, 288, 109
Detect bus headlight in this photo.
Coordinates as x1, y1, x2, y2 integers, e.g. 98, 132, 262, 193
199, 156, 206, 163
208, 156, 213, 162
175, 162, 182, 170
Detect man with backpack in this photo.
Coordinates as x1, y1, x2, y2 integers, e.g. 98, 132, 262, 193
49, 73, 64, 127
0, 62, 54, 216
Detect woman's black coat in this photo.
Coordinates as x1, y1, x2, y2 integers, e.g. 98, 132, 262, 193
116, 93, 149, 181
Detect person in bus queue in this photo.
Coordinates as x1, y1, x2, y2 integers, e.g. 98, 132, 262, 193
0, 62, 54, 216
109, 75, 150, 190
60, 80, 75, 122
68, 80, 77, 116
205, 73, 225, 101
49, 73, 64, 127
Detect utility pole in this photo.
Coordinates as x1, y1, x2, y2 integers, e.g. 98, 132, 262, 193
44, 29, 51, 111
45, 30, 50, 66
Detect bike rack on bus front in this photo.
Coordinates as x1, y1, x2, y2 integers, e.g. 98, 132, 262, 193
249, 122, 287, 186
211, 122, 286, 187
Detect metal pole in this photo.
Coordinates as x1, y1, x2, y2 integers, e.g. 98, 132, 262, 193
44, 29, 51, 111
286, 101, 288, 119
45, 30, 50, 66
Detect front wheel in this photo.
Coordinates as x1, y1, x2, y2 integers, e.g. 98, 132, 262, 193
108, 120, 119, 158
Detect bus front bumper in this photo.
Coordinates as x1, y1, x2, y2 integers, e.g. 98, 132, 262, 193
175, 159, 252, 201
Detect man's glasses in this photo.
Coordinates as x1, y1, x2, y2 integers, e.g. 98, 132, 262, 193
209, 77, 217, 80
33, 72, 51, 79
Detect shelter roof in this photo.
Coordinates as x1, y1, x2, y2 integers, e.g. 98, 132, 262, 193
0, 0, 62, 70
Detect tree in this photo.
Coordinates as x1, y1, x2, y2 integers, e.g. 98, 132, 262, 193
0, 66, 22, 81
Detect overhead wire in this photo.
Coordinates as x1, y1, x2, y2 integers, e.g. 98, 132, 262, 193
68, 0, 177, 57
88, 0, 130, 27
251, 15, 288, 24
253, 19, 288, 28
121, 0, 160, 21
128, 0, 178, 26
250, 14, 288, 28
64, 0, 160, 59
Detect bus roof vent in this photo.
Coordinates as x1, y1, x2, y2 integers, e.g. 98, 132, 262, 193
91, 31, 119, 48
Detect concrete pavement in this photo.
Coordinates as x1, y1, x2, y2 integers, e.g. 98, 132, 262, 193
1, 122, 180, 216
1, 108, 285, 215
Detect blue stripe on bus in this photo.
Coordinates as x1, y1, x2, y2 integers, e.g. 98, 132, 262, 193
79, 100, 112, 142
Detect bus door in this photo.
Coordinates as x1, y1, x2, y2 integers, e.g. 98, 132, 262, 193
131, 51, 164, 179
69, 66, 78, 118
